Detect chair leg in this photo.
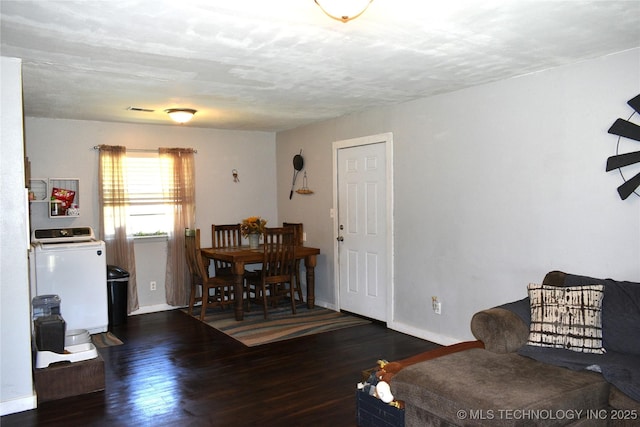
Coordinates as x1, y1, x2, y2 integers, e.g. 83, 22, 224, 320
294, 261, 304, 303
289, 279, 297, 315
221, 286, 232, 310
271, 284, 280, 307
244, 282, 252, 312
188, 283, 196, 315
200, 286, 209, 321
261, 283, 269, 319
245, 282, 255, 310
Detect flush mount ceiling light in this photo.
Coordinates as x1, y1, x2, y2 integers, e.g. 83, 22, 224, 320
314, 0, 373, 23
165, 108, 197, 124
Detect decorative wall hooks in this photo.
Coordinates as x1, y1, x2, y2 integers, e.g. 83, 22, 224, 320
296, 172, 314, 195
289, 150, 304, 199
232, 169, 240, 182
606, 94, 640, 200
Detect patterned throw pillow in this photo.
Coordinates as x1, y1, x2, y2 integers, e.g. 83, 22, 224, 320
526, 283, 605, 354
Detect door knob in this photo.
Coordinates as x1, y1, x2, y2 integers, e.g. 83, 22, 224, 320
337, 236, 344, 242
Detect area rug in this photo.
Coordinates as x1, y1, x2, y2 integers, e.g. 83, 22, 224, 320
91, 331, 124, 348
189, 305, 370, 347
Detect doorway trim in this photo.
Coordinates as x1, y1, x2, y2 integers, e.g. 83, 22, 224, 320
332, 132, 394, 324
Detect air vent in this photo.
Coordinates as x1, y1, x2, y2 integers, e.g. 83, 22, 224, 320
127, 106, 155, 112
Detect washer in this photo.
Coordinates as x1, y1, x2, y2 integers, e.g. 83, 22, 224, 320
30, 227, 108, 334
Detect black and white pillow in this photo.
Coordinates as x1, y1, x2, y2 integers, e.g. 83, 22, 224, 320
527, 283, 605, 354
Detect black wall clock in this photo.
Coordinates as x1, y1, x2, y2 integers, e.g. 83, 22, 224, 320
606, 94, 640, 200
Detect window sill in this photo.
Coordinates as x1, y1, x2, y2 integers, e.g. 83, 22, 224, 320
133, 234, 168, 242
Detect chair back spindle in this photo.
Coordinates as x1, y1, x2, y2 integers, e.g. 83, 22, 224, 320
211, 224, 242, 276
263, 227, 296, 280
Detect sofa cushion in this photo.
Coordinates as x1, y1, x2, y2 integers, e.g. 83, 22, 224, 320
610, 385, 640, 410
526, 283, 605, 354
391, 348, 609, 426
517, 346, 640, 403
561, 273, 640, 356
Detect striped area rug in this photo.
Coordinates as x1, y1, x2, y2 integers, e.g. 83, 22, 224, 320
91, 331, 123, 348
189, 304, 370, 347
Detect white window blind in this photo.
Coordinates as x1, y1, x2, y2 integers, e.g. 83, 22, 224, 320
125, 153, 171, 235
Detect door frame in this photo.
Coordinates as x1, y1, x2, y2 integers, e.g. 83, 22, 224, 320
332, 132, 394, 324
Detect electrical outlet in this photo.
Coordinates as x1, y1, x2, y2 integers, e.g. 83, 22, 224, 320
150, 281, 157, 291
432, 296, 441, 315
302, 232, 307, 242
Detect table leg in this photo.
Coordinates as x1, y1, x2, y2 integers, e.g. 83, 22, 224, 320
304, 255, 317, 309
231, 262, 245, 321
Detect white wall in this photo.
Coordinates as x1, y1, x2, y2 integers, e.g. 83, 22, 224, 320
277, 49, 640, 344
19, 49, 640, 347
25, 119, 278, 310
1, 57, 36, 415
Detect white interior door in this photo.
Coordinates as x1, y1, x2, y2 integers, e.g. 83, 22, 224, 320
335, 136, 390, 322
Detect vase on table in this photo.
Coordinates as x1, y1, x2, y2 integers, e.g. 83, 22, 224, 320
248, 233, 260, 249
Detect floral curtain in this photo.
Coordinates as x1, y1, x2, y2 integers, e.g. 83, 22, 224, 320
98, 145, 139, 313
160, 148, 196, 306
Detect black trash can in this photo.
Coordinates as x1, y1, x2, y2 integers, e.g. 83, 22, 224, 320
107, 265, 129, 329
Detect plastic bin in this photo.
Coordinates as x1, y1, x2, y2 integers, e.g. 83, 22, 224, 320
106, 265, 129, 329
34, 314, 66, 354
32, 294, 61, 320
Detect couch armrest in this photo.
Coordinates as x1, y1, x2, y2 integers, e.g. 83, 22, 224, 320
470, 308, 529, 353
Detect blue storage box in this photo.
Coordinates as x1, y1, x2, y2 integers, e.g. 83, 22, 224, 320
356, 390, 404, 427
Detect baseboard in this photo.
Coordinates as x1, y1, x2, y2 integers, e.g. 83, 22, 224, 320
133, 300, 336, 316
129, 303, 182, 316
318, 301, 459, 345
0, 393, 37, 416
387, 320, 459, 346
313, 299, 338, 311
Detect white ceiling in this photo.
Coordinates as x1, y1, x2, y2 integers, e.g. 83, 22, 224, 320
1, 0, 639, 132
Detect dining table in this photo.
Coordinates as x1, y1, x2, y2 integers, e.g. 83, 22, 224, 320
200, 244, 321, 321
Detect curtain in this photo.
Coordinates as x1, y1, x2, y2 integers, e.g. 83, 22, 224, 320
160, 148, 196, 306
98, 145, 139, 313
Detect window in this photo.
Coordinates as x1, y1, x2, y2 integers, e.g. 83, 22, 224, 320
125, 153, 171, 236
101, 151, 171, 237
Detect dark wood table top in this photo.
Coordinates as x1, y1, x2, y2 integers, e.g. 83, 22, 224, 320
201, 245, 320, 263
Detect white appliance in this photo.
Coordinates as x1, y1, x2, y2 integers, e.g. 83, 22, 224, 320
30, 227, 108, 334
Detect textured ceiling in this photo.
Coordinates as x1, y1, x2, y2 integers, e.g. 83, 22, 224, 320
1, 0, 639, 132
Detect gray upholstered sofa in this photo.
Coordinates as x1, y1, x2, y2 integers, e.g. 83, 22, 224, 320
390, 271, 640, 426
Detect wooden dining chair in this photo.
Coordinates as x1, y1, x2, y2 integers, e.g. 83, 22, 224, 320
283, 222, 305, 304
185, 228, 236, 320
245, 227, 297, 319
211, 224, 242, 277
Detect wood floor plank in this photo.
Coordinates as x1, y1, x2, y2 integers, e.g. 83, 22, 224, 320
2, 309, 439, 426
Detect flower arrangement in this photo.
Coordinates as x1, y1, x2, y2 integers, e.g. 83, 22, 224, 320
241, 216, 267, 237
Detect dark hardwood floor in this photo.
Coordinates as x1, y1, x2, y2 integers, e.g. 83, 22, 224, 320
2, 309, 439, 426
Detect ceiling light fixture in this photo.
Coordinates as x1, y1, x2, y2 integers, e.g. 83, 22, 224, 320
165, 108, 197, 124
314, 0, 373, 23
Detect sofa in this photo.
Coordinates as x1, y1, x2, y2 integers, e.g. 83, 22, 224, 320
390, 271, 640, 426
